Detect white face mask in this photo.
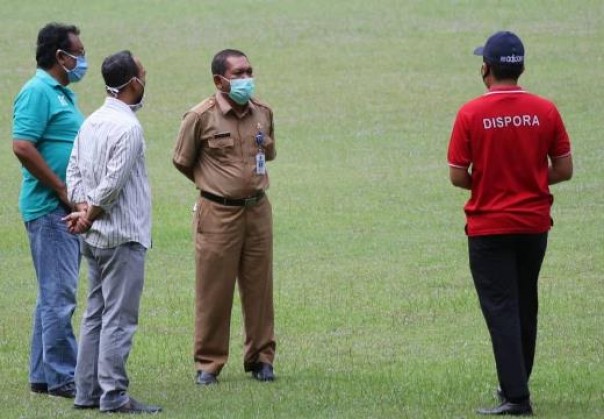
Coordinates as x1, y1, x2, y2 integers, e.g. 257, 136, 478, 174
129, 96, 145, 112
129, 78, 145, 112
105, 77, 145, 112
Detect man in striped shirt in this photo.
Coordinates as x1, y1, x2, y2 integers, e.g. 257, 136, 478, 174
64, 50, 160, 414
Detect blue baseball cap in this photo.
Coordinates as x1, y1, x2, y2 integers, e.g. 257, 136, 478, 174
474, 31, 525, 66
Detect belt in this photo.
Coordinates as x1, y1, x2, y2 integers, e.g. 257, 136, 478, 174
201, 190, 265, 207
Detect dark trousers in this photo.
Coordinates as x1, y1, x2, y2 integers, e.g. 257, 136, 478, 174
468, 233, 548, 402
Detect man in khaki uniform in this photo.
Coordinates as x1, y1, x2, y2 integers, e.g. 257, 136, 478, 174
173, 49, 276, 385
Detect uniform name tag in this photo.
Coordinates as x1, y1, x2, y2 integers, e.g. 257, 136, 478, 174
256, 151, 266, 175
255, 123, 266, 175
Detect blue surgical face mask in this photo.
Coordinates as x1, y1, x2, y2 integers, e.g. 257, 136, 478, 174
60, 50, 88, 83
223, 77, 255, 105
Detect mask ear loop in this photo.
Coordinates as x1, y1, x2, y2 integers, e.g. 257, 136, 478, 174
105, 78, 135, 98
105, 86, 120, 97
216, 75, 231, 93
56, 49, 74, 71
57, 49, 78, 60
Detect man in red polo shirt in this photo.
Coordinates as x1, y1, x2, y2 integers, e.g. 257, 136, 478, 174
448, 31, 573, 416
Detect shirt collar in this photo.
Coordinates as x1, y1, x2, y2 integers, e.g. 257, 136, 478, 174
35, 68, 61, 87
103, 96, 137, 115
485, 84, 525, 95
35, 68, 74, 96
214, 91, 255, 118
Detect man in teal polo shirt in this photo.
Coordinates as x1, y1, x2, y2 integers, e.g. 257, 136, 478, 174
12, 22, 88, 398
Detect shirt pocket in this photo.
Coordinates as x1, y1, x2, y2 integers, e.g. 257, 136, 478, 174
204, 133, 236, 162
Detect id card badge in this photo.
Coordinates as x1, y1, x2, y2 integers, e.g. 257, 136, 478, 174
255, 151, 266, 175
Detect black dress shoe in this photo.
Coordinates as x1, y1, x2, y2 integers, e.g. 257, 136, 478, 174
195, 370, 218, 385
48, 382, 76, 399
477, 401, 533, 416
251, 363, 275, 382
30, 383, 48, 394
74, 403, 99, 410
105, 397, 162, 414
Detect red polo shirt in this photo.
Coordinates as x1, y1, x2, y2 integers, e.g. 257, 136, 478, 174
448, 85, 571, 236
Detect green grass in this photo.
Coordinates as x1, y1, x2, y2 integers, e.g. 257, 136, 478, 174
1, 0, 603, 417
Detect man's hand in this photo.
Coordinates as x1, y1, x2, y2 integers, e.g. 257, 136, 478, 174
62, 211, 92, 234
74, 202, 89, 212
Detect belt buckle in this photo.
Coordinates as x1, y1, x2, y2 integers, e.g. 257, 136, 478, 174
243, 197, 258, 207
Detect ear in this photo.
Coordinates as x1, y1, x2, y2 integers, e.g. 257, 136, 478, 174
481, 63, 490, 79
127, 77, 139, 95
55, 50, 68, 67
213, 74, 223, 89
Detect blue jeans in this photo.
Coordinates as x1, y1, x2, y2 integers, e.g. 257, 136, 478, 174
25, 206, 80, 390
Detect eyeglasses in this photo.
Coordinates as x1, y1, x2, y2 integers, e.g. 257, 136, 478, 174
58, 49, 86, 59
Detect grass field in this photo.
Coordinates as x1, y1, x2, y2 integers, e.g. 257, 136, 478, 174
0, 1, 602, 418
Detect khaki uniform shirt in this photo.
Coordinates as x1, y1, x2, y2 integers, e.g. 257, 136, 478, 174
173, 93, 275, 198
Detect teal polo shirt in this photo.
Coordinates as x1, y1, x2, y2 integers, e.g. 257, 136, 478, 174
13, 69, 84, 222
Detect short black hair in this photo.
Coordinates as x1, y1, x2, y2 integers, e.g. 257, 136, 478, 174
211, 49, 247, 76
36, 22, 80, 69
489, 63, 524, 81
101, 50, 139, 89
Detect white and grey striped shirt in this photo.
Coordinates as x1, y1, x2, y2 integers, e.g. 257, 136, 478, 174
67, 97, 151, 249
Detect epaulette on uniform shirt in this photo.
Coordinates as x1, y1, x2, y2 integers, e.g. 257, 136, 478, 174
186, 96, 217, 118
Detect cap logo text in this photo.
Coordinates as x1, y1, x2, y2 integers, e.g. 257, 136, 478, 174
500, 54, 524, 64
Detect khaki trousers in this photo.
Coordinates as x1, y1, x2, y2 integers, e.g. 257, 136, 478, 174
193, 196, 275, 374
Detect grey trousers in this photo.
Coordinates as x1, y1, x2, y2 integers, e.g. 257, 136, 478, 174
74, 241, 146, 411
